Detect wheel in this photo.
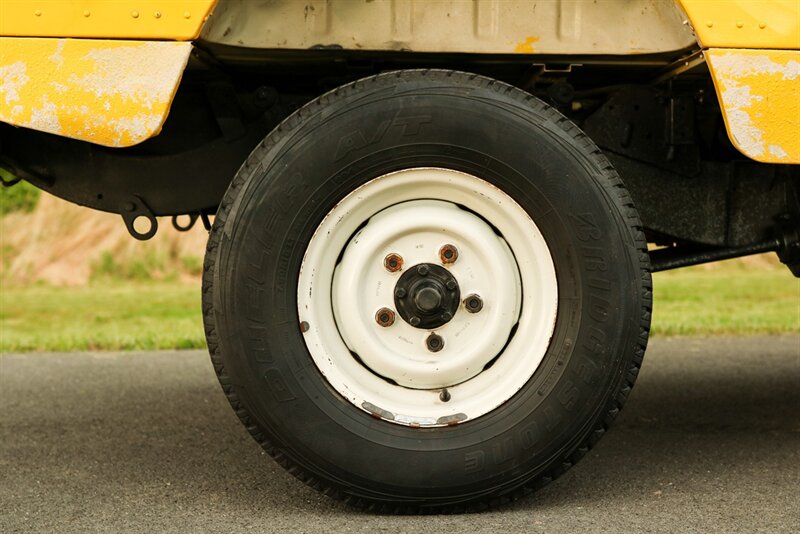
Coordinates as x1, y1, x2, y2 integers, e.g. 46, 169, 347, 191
203, 70, 651, 512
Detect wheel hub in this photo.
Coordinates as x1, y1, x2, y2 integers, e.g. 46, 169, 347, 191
394, 263, 460, 329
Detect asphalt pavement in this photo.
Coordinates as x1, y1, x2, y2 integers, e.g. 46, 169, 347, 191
1, 336, 799, 533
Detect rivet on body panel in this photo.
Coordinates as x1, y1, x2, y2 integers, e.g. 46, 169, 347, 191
759, 22, 767, 29
83, 10, 91, 18
131, 10, 139, 19
154, 11, 162, 19
736, 21, 744, 28
706, 21, 713, 28
34, 10, 41, 16
183, 12, 191, 19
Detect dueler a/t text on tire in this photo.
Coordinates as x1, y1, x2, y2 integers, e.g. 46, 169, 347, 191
203, 70, 651, 513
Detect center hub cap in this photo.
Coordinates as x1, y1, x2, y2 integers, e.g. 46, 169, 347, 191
394, 263, 460, 329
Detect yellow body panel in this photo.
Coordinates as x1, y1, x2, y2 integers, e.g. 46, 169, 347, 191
0, 0, 797, 164
0, 38, 191, 147
0, 0, 216, 40
680, 2, 800, 164
705, 48, 800, 163
678, 0, 800, 49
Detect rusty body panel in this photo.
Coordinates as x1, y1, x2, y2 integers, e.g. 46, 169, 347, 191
200, 0, 696, 55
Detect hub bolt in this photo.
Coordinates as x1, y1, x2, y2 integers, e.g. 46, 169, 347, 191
375, 307, 396, 327
439, 244, 459, 264
416, 264, 429, 276
394, 287, 407, 299
439, 388, 451, 402
426, 333, 444, 352
464, 294, 483, 313
384, 253, 403, 273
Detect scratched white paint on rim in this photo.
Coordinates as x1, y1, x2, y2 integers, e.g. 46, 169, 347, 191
298, 168, 558, 427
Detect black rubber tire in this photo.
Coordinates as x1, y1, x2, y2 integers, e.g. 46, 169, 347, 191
202, 70, 652, 513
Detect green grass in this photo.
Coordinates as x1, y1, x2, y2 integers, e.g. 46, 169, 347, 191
652, 264, 799, 336
0, 282, 204, 352
0, 263, 797, 352
91, 250, 174, 282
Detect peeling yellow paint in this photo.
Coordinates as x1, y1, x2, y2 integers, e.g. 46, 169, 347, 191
514, 36, 539, 53
0, 38, 191, 147
705, 48, 800, 164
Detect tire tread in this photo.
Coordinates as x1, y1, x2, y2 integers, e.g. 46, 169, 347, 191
202, 69, 652, 514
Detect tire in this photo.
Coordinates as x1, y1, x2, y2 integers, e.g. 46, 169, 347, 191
203, 70, 651, 513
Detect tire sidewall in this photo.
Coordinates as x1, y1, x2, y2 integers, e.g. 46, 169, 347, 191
211, 73, 644, 500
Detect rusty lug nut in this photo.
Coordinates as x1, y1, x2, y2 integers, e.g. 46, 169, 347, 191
426, 333, 444, 352
439, 244, 459, 264
464, 294, 483, 313
384, 253, 403, 272
375, 307, 396, 327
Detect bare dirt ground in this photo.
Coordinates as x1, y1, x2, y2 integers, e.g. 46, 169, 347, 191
1, 194, 207, 286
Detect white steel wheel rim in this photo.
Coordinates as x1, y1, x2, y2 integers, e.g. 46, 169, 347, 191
298, 168, 558, 427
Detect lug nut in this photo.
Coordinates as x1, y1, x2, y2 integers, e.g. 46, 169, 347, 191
426, 333, 444, 352
375, 307, 396, 327
394, 287, 407, 299
409, 316, 421, 327
416, 264, 429, 276
445, 279, 457, 291
439, 244, 459, 264
464, 294, 483, 313
384, 253, 403, 272
440, 311, 453, 322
